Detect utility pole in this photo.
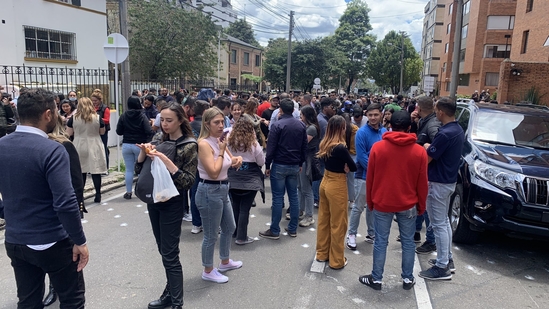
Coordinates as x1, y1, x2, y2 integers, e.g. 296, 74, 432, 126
285, 11, 294, 92
449, 0, 464, 100
399, 32, 405, 95
119, 0, 131, 112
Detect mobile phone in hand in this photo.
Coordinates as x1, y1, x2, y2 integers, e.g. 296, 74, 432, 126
219, 129, 229, 142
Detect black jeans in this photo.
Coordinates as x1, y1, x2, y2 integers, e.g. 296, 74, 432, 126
5, 237, 85, 309
148, 196, 184, 306
229, 189, 257, 241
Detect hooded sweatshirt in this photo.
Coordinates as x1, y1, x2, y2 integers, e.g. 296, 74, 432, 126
366, 131, 428, 215
116, 110, 154, 144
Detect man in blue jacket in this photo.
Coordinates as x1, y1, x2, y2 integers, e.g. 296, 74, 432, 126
0, 88, 89, 308
346, 103, 386, 250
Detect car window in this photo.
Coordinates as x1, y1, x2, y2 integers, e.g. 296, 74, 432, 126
472, 110, 549, 149
456, 107, 470, 133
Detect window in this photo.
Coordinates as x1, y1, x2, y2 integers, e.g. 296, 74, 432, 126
445, 43, 449, 53
243, 52, 250, 66
484, 45, 511, 58
456, 108, 470, 132
56, 0, 81, 5
447, 23, 452, 34
485, 72, 500, 86
487, 16, 515, 30
459, 49, 466, 62
231, 49, 237, 63
521, 30, 529, 54
462, 25, 468, 39
526, 0, 534, 12
255, 54, 261, 66
458, 74, 470, 86
449, 3, 453, 15
24, 26, 76, 60
443, 62, 447, 72
463, 1, 470, 15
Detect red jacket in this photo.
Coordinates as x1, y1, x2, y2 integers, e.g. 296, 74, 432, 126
366, 131, 428, 215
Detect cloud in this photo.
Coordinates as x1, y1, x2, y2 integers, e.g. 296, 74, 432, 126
230, 0, 427, 51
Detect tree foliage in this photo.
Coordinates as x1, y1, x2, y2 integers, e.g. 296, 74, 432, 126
366, 30, 422, 94
334, 0, 376, 93
128, 0, 218, 80
225, 19, 261, 48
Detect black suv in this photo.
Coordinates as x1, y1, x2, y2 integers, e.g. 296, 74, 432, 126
450, 102, 549, 243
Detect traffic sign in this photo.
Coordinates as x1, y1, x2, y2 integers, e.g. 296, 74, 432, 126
314, 78, 320, 85
103, 33, 129, 64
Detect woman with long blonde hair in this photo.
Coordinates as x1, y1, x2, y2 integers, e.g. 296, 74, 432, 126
66, 97, 107, 203
196, 107, 243, 283
315, 115, 357, 270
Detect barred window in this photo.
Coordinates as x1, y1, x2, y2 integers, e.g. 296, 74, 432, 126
24, 26, 77, 61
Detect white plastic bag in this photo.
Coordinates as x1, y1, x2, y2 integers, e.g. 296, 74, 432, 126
151, 158, 180, 203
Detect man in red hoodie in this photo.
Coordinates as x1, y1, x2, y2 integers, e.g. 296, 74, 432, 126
359, 110, 428, 291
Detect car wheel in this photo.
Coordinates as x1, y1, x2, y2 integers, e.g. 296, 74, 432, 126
450, 183, 480, 244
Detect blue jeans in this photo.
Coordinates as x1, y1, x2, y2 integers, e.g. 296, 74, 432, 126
348, 178, 374, 237
426, 181, 455, 268
195, 182, 236, 268
122, 143, 140, 193
270, 164, 300, 234
416, 211, 435, 244
312, 160, 325, 202
190, 172, 202, 227
372, 208, 417, 282
298, 161, 314, 217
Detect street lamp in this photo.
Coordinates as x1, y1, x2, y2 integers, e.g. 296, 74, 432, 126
388, 34, 405, 95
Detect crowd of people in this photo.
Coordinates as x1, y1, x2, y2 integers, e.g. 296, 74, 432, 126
0, 86, 464, 308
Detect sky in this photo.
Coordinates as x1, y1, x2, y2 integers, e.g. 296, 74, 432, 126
226, 0, 428, 51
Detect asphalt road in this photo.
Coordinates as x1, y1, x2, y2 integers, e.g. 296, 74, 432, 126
1, 182, 549, 309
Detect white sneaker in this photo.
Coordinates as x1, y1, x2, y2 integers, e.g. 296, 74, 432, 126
299, 216, 315, 227
182, 213, 192, 222
346, 234, 357, 250
191, 225, 203, 234
202, 268, 228, 283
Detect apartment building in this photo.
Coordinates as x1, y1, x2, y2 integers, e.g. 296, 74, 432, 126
420, 0, 446, 94
498, 0, 549, 104
439, 0, 516, 97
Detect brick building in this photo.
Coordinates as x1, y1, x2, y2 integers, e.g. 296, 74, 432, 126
438, 0, 517, 98
497, 0, 549, 105
219, 35, 263, 91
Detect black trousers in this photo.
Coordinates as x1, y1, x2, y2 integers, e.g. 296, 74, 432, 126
229, 189, 257, 241
148, 196, 184, 306
5, 237, 85, 309
100, 133, 109, 169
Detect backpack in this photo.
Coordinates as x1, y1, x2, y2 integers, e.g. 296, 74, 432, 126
134, 136, 196, 204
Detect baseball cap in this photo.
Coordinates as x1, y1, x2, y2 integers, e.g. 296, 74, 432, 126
390, 110, 412, 129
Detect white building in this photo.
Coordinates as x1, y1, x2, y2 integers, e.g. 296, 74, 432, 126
1, 0, 108, 69
191, 0, 237, 28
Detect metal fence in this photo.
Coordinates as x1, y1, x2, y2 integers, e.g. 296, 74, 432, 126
1, 65, 260, 108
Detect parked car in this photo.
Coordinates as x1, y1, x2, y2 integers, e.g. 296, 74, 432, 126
450, 102, 549, 243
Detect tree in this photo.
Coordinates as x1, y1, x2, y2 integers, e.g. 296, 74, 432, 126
334, 0, 376, 93
225, 19, 261, 48
366, 31, 422, 94
263, 38, 288, 90
128, 0, 218, 80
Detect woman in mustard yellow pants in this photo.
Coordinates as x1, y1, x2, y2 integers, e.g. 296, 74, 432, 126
315, 115, 357, 269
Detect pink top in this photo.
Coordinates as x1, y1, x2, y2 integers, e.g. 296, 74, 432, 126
229, 142, 265, 166
198, 136, 231, 181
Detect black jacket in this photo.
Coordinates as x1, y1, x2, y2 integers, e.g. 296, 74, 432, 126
416, 112, 441, 146
116, 110, 154, 144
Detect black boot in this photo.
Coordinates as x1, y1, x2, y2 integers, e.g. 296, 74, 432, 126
148, 285, 172, 309
171, 306, 182, 309
43, 283, 57, 307
94, 193, 101, 203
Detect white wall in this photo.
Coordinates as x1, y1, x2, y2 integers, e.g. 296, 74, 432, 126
0, 0, 108, 69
